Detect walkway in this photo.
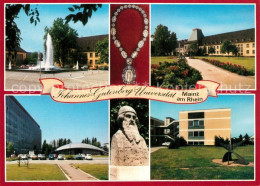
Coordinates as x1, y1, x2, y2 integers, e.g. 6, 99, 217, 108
57, 161, 98, 181
151, 146, 167, 153
186, 57, 255, 90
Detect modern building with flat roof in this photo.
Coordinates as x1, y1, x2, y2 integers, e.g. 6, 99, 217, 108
179, 108, 231, 145
6, 96, 41, 154
151, 108, 231, 146
55, 143, 106, 155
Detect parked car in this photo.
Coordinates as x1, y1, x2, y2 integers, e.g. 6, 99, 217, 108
38, 154, 46, 160
21, 154, 28, 160
49, 154, 55, 160
10, 154, 16, 158
31, 154, 38, 160
75, 154, 84, 160
162, 142, 171, 146
85, 154, 93, 160
57, 154, 64, 160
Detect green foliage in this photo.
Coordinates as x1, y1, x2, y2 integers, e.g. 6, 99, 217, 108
23, 52, 38, 65
44, 18, 78, 67
221, 40, 238, 56
214, 136, 230, 147
110, 99, 149, 145
82, 137, 101, 147
208, 46, 216, 54
151, 58, 202, 88
65, 4, 102, 25
168, 137, 187, 149
187, 42, 198, 56
6, 142, 15, 157
69, 50, 87, 68
5, 4, 40, 62
95, 37, 109, 64
152, 24, 177, 56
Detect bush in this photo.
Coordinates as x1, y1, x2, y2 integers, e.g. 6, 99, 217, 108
151, 58, 202, 88
6, 157, 19, 161
201, 58, 254, 76
169, 139, 180, 149
215, 136, 230, 147
179, 136, 187, 146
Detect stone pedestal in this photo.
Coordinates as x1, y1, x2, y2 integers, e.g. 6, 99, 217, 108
110, 165, 150, 181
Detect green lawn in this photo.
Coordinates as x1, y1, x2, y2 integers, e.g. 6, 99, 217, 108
73, 164, 108, 180
151, 56, 179, 64
195, 56, 255, 71
151, 146, 254, 180
6, 164, 67, 181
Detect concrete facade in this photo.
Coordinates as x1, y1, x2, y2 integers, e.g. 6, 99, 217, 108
179, 108, 231, 145
6, 96, 41, 153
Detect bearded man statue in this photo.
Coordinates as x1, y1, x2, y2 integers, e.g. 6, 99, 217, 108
111, 105, 149, 166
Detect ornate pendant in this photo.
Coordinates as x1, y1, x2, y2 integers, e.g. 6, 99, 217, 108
122, 58, 136, 84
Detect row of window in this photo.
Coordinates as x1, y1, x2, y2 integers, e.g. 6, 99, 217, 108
188, 131, 204, 137
89, 53, 99, 58
188, 141, 204, 145
188, 120, 204, 127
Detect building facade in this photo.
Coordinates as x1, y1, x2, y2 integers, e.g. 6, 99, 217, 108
5, 47, 27, 67
176, 28, 255, 57
151, 108, 231, 146
55, 143, 106, 155
77, 34, 108, 67
6, 96, 41, 154
179, 108, 231, 145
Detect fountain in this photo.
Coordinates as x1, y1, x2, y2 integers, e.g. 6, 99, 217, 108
29, 33, 61, 71
76, 61, 79, 70
8, 61, 11, 70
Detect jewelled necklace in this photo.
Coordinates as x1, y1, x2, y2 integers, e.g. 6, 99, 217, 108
111, 4, 149, 84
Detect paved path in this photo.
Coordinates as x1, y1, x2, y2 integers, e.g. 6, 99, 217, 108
57, 161, 98, 181
5, 70, 108, 91
186, 57, 255, 90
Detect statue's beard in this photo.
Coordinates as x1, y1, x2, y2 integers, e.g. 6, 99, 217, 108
122, 121, 140, 143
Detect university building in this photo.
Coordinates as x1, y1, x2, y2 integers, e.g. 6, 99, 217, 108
77, 34, 108, 67
176, 28, 255, 57
151, 108, 231, 146
6, 96, 41, 154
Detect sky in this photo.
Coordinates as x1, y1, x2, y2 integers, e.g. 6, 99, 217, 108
151, 95, 255, 137
13, 4, 109, 52
14, 95, 109, 145
151, 4, 255, 40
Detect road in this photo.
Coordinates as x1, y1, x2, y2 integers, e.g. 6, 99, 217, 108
5, 70, 108, 91
186, 57, 255, 90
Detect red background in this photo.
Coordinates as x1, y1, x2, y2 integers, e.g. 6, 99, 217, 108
110, 4, 150, 85
0, 1, 260, 186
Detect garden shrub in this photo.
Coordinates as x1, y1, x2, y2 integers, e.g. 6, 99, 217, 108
201, 58, 254, 76
151, 58, 202, 88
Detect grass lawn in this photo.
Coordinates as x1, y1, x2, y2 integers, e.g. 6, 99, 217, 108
92, 155, 108, 158
73, 164, 108, 180
6, 164, 67, 181
151, 56, 179, 64
151, 146, 254, 180
195, 56, 255, 71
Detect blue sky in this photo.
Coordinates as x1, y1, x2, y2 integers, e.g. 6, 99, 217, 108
13, 4, 108, 52
151, 95, 255, 137
151, 4, 255, 40
14, 96, 108, 145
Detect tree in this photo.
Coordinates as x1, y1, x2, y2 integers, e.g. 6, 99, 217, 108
44, 18, 78, 67
187, 42, 198, 56
221, 40, 236, 56
208, 46, 216, 55
5, 4, 40, 63
23, 52, 38, 65
152, 24, 177, 56
95, 37, 109, 64
244, 133, 250, 145
7, 142, 15, 157
65, 4, 102, 25
230, 45, 239, 56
